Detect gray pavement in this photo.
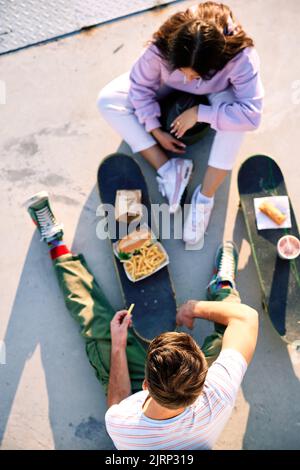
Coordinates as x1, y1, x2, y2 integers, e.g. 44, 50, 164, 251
0, 0, 300, 450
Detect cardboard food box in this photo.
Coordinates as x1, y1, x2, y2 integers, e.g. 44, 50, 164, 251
115, 189, 142, 223
113, 226, 169, 282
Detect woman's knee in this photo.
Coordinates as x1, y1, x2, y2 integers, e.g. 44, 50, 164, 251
97, 73, 131, 116
209, 130, 245, 170
96, 87, 134, 119
97, 86, 112, 115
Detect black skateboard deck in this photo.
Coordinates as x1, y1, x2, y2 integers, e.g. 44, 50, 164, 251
238, 154, 300, 344
97, 153, 177, 344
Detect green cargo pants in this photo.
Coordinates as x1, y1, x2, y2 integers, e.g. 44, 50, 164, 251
53, 253, 241, 394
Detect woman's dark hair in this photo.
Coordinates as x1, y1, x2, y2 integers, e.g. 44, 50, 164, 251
150, 1, 254, 79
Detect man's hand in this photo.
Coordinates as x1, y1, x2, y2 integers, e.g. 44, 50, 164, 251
170, 106, 198, 139
152, 128, 186, 154
110, 310, 132, 351
108, 310, 132, 407
176, 300, 197, 329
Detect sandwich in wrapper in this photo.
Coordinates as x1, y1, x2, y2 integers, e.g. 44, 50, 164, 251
115, 190, 142, 223
259, 201, 286, 226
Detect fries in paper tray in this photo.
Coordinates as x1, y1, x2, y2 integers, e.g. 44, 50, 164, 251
113, 226, 169, 282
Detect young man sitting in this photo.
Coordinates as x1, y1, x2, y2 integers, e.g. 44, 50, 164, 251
26, 191, 258, 450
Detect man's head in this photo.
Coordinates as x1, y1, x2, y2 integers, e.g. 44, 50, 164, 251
144, 332, 208, 410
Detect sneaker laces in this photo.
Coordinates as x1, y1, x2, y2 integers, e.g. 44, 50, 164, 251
218, 247, 235, 281
36, 206, 61, 239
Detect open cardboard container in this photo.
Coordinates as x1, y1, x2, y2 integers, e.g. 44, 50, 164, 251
113, 225, 169, 282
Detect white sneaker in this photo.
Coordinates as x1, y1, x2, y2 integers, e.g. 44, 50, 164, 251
156, 158, 193, 214
183, 186, 214, 245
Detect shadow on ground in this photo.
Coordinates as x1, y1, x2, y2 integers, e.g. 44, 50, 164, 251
0, 194, 115, 450
232, 209, 300, 450
1, 130, 234, 449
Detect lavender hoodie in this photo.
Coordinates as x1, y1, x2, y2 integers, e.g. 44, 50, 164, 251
128, 44, 264, 133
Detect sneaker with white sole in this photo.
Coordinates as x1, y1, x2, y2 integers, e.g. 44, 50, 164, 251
183, 185, 214, 245
156, 158, 193, 214
25, 191, 64, 243
207, 241, 239, 296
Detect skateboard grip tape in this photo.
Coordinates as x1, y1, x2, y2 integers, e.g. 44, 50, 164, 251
259, 201, 286, 225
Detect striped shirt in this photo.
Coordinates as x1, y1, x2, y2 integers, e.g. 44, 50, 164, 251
105, 349, 247, 450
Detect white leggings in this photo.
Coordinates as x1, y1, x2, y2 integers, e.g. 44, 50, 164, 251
97, 72, 245, 171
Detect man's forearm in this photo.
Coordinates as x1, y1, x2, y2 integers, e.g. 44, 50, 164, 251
193, 301, 256, 326
107, 347, 131, 408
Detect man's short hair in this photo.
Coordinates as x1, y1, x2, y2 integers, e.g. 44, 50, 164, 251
145, 332, 208, 409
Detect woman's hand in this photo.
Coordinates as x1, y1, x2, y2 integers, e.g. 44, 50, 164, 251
152, 128, 186, 154
170, 106, 198, 139
176, 300, 197, 329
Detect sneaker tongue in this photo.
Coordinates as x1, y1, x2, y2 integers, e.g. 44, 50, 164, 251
196, 190, 214, 205
216, 275, 234, 288
157, 160, 172, 178
34, 200, 49, 211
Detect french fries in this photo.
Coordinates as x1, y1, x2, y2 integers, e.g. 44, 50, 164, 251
127, 303, 135, 317
124, 241, 167, 281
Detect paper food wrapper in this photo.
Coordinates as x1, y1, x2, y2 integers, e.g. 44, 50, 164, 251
115, 190, 142, 223
254, 196, 291, 230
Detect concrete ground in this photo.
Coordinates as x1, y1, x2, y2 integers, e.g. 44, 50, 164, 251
1, 0, 300, 450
